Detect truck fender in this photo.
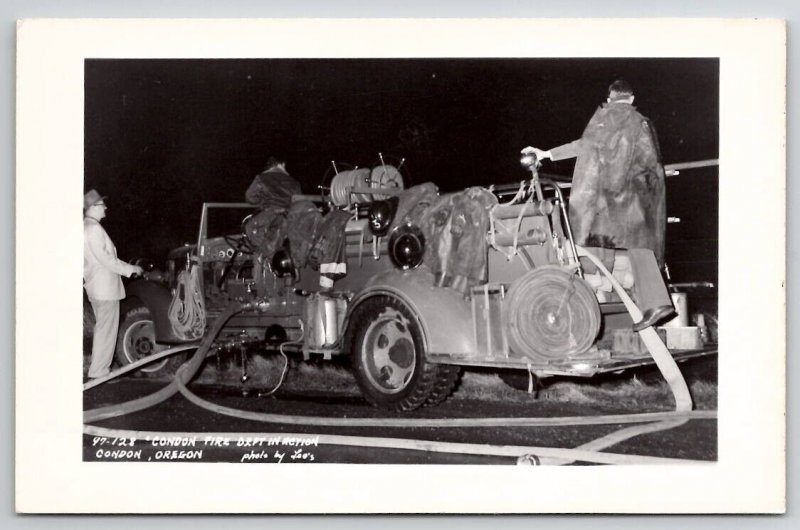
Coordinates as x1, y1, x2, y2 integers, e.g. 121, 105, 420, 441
345, 268, 477, 357
123, 279, 185, 344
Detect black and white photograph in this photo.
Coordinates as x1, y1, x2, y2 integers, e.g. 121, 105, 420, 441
15, 18, 785, 513
80, 57, 720, 466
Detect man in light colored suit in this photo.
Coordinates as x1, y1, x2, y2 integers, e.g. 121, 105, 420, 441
83, 190, 142, 379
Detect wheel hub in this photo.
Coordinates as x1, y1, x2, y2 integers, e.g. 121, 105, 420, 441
362, 309, 416, 394
387, 338, 414, 369
123, 318, 169, 373
134, 336, 154, 356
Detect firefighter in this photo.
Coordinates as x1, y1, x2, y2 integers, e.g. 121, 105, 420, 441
83, 190, 143, 379
245, 157, 301, 209
522, 80, 675, 331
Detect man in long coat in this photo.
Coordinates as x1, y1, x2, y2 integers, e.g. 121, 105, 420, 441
245, 157, 301, 209
522, 80, 675, 331
84, 190, 142, 379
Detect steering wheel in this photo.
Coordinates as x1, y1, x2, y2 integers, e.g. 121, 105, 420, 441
239, 212, 257, 250
225, 210, 258, 256
216, 215, 258, 289
223, 234, 254, 256
217, 234, 253, 289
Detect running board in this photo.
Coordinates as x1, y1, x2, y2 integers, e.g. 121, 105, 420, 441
426, 346, 717, 377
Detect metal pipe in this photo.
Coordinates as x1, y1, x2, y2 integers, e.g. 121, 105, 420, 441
493, 229, 547, 247
291, 194, 326, 202
663, 159, 719, 172
544, 179, 582, 276
669, 281, 716, 289
492, 200, 554, 220
348, 186, 404, 197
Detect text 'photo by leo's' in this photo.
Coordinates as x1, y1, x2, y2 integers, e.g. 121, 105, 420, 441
83, 58, 719, 465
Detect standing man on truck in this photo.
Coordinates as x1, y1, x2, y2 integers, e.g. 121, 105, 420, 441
522, 79, 675, 331
83, 189, 143, 379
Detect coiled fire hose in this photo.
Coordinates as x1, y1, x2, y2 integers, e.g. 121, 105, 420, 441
168, 265, 206, 340
534, 245, 699, 464
330, 168, 371, 206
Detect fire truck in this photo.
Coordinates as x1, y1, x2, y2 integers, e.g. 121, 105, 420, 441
112, 156, 715, 411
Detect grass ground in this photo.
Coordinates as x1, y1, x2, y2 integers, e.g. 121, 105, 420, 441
84, 310, 718, 412
187, 351, 718, 412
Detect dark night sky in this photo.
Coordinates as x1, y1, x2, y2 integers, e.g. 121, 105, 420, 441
84, 58, 719, 282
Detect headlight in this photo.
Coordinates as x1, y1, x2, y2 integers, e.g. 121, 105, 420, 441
388, 224, 425, 270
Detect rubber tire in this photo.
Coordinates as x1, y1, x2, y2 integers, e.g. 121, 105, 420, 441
349, 296, 452, 412
425, 365, 462, 406
115, 306, 186, 378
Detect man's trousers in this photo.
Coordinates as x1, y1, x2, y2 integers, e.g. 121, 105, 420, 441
581, 247, 672, 313
628, 248, 672, 313
88, 298, 120, 378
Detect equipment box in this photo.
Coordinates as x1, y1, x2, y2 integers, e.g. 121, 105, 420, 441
471, 284, 509, 358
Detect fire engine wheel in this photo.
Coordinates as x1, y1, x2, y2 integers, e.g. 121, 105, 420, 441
424, 364, 462, 407
350, 297, 454, 412
504, 266, 601, 362
115, 306, 181, 377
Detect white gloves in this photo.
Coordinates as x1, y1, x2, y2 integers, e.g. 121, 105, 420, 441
520, 146, 551, 161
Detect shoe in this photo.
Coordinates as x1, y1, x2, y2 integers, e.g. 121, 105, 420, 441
632, 305, 676, 332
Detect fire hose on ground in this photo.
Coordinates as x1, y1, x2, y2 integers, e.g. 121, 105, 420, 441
85, 359, 713, 464
83, 424, 709, 466
83, 303, 244, 423
169, 363, 707, 464
84, 342, 713, 428
576, 245, 693, 412
82, 343, 200, 391
83, 251, 713, 463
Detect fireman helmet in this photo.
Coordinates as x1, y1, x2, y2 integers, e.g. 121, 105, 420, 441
367, 199, 397, 237
271, 248, 295, 278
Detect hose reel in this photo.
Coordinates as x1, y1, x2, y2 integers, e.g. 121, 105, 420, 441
329, 164, 406, 206
503, 266, 600, 361
330, 168, 372, 205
